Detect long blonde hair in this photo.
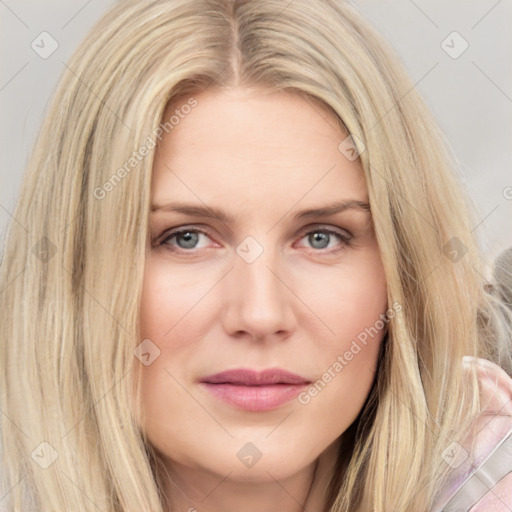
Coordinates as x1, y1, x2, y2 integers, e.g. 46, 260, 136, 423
1, 0, 511, 510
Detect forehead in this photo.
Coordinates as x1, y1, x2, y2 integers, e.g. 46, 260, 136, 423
152, 86, 367, 212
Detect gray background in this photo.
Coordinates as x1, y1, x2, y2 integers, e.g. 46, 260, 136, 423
1, 0, 511, 272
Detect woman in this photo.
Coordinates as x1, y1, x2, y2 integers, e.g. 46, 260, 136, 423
0, 0, 511, 510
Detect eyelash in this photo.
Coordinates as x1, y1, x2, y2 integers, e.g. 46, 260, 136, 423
156, 225, 353, 255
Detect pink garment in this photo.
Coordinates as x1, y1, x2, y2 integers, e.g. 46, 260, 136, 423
431, 356, 512, 511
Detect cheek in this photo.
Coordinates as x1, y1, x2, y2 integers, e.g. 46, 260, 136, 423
139, 256, 211, 344
297, 326, 384, 442
295, 251, 387, 432
302, 246, 388, 349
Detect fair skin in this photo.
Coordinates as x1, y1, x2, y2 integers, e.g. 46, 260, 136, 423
138, 86, 388, 512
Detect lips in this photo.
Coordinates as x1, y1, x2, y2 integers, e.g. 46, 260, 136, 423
200, 368, 310, 386
199, 368, 311, 411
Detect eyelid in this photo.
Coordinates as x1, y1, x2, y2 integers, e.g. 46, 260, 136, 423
293, 224, 353, 254
295, 223, 353, 240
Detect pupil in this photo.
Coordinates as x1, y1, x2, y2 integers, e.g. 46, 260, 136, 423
310, 232, 329, 249
177, 232, 198, 249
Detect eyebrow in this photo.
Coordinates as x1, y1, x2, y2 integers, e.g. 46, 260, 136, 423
150, 200, 371, 223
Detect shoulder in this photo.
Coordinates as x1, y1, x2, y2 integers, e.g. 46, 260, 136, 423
463, 355, 512, 416
460, 356, 512, 511
431, 357, 512, 511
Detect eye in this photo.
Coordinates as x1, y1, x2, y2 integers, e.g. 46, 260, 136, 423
158, 227, 213, 251
296, 227, 352, 254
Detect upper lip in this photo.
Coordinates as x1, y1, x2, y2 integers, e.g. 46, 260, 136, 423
200, 368, 310, 386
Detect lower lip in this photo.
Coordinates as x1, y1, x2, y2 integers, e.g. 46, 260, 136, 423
200, 383, 308, 411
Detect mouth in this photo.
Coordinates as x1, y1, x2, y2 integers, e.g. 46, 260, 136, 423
199, 368, 311, 411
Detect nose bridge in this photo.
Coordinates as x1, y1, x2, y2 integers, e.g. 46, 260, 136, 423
222, 236, 295, 339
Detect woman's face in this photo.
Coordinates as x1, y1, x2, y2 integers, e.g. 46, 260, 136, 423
139, 86, 388, 492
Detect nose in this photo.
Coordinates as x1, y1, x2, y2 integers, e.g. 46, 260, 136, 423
220, 244, 297, 342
